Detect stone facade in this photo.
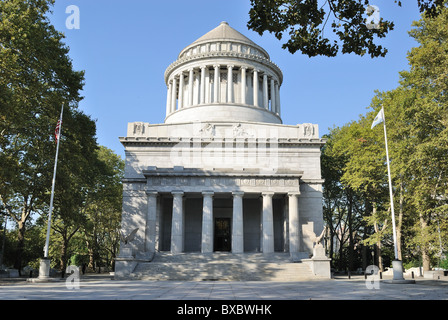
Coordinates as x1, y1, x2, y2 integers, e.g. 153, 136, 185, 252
116, 22, 329, 279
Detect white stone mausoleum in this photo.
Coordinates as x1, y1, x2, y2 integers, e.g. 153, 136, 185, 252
115, 22, 330, 280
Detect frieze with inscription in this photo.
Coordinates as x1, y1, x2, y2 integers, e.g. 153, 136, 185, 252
146, 175, 299, 191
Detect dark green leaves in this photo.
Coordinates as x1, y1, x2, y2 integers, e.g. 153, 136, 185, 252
247, 0, 444, 57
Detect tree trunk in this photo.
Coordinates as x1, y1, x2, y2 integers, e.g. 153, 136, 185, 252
60, 236, 68, 276
419, 211, 431, 271
14, 221, 26, 275
397, 181, 404, 261
374, 220, 384, 272
347, 191, 354, 272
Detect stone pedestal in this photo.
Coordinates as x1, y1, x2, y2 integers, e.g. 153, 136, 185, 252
27, 258, 60, 283
303, 245, 332, 278
114, 259, 138, 279
38, 258, 51, 279
392, 260, 405, 280
383, 260, 415, 284
119, 245, 134, 259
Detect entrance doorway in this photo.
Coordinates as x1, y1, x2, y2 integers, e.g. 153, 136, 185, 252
214, 218, 231, 251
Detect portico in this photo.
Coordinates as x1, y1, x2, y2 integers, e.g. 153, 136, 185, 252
141, 168, 303, 256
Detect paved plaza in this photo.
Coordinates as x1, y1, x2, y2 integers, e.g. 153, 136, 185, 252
0, 275, 447, 300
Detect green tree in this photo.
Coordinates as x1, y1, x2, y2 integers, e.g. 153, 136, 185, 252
396, 5, 448, 270
0, 0, 85, 272
247, 0, 445, 57
81, 146, 124, 271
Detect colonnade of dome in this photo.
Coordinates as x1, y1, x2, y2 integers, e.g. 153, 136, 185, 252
163, 22, 284, 124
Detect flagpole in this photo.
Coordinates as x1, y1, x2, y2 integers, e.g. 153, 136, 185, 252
371, 107, 411, 282
43, 104, 63, 259
382, 108, 399, 261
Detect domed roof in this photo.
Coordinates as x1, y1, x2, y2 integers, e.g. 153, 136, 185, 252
192, 21, 257, 46
178, 21, 269, 60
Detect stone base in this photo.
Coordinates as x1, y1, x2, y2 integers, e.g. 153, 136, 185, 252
27, 277, 62, 283
392, 260, 405, 280
303, 258, 332, 279
381, 260, 415, 284
382, 279, 415, 284
114, 259, 138, 279
302, 247, 332, 279
27, 258, 62, 283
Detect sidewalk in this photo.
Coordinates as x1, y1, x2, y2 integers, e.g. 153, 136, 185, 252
0, 274, 447, 300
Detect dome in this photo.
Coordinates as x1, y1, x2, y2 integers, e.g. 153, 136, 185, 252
164, 22, 283, 125
178, 21, 270, 60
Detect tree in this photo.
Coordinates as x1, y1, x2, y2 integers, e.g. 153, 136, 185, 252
0, 0, 85, 272
396, 6, 448, 270
322, 126, 373, 271
247, 0, 445, 57
81, 146, 124, 271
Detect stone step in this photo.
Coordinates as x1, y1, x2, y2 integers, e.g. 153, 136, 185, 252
131, 252, 323, 281
151, 252, 293, 264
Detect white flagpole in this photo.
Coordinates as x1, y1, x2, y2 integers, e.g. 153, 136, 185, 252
43, 104, 64, 258
382, 108, 399, 260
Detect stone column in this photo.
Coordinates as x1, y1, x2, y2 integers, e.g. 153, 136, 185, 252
166, 81, 172, 117
178, 72, 184, 109
270, 77, 276, 113
145, 190, 158, 253
232, 191, 244, 253
240, 66, 247, 105
201, 191, 214, 253
213, 64, 220, 103
200, 66, 206, 104
253, 69, 259, 107
275, 82, 281, 116
288, 192, 300, 258
171, 77, 177, 113
188, 68, 194, 107
171, 191, 184, 253
205, 67, 210, 104
227, 65, 234, 103
263, 74, 269, 110
262, 192, 275, 253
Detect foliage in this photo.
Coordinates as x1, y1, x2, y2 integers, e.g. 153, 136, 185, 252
322, 3, 448, 271
0, 0, 124, 273
247, 0, 445, 57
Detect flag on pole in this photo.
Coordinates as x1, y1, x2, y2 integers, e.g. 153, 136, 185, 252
54, 118, 62, 142
371, 107, 384, 129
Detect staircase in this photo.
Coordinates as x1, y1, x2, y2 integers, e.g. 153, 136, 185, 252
131, 252, 323, 281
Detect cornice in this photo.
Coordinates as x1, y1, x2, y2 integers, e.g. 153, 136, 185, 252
164, 51, 283, 85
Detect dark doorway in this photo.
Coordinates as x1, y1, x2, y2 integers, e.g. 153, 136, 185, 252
214, 218, 231, 251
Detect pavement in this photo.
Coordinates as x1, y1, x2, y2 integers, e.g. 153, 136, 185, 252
0, 274, 447, 300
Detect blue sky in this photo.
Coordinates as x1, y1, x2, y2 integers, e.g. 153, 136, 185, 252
48, 0, 423, 159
